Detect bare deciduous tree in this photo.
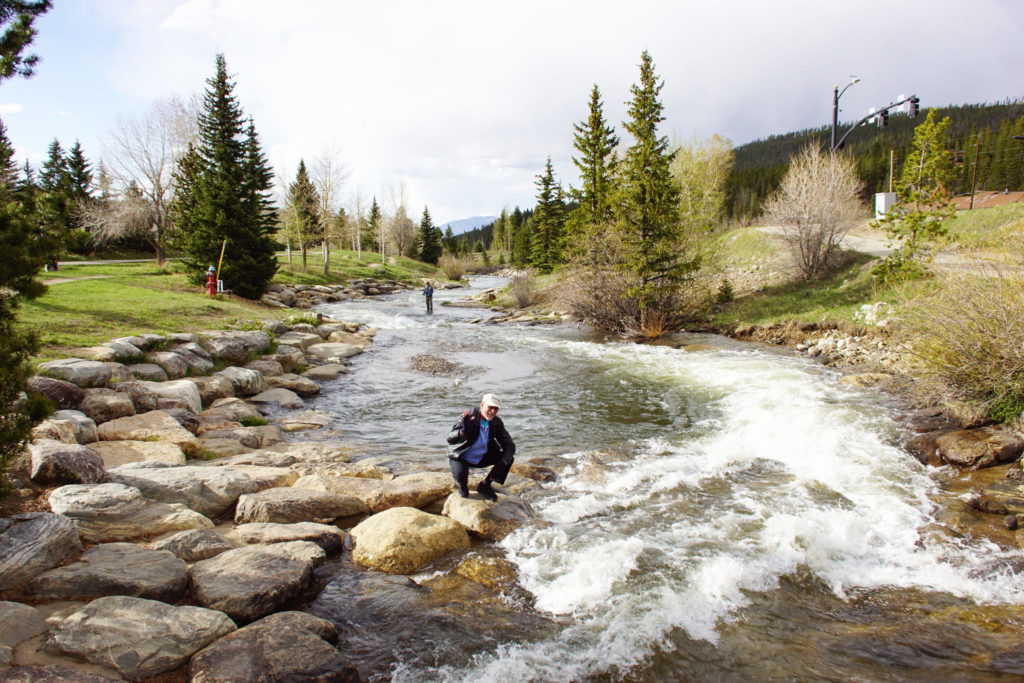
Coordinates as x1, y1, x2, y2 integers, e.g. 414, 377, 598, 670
84, 94, 199, 265
312, 143, 349, 273
383, 179, 416, 259
763, 145, 864, 279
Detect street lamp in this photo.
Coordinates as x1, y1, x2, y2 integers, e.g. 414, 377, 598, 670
831, 76, 860, 150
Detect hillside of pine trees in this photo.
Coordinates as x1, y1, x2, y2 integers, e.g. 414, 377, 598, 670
726, 100, 1024, 220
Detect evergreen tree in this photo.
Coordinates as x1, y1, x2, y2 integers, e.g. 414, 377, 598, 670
566, 84, 618, 262
65, 140, 93, 203
442, 225, 457, 254
37, 138, 72, 269
615, 51, 685, 314
417, 206, 442, 263
873, 109, 956, 282
366, 197, 382, 254
284, 159, 321, 269
0, 0, 53, 489
529, 156, 565, 272
171, 54, 278, 299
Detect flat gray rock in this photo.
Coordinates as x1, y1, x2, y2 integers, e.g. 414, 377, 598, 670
266, 373, 320, 396
249, 387, 304, 409
37, 359, 111, 388
190, 541, 325, 621
235, 487, 368, 524
188, 611, 356, 682
45, 596, 236, 679
0, 513, 82, 592
0, 600, 47, 648
214, 366, 267, 397
152, 528, 234, 562
108, 464, 259, 518
22, 543, 187, 602
49, 482, 214, 543
230, 522, 345, 553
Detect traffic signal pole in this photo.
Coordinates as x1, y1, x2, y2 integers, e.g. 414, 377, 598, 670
831, 94, 919, 152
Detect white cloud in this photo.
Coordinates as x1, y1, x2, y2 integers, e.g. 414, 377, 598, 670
25, 0, 1024, 220
0, 103, 23, 114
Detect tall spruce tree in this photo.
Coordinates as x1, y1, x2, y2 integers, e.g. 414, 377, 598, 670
529, 157, 566, 272
284, 159, 321, 269
417, 206, 442, 264
616, 51, 684, 313
0, 0, 53, 489
37, 138, 72, 269
566, 84, 618, 262
171, 54, 278, 299
366, 197, 382, 254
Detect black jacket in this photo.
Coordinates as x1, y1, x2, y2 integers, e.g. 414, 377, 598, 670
446, 407, 516, 462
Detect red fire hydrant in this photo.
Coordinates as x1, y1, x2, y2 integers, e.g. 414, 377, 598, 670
206, 266, 217, 297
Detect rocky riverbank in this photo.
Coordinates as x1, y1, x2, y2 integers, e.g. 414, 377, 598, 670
0, 302, 562, 681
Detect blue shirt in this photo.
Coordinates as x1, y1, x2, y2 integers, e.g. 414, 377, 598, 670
462, 419, 490, 464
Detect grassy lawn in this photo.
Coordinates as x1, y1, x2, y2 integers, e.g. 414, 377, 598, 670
939, 202, 1024, 253
19, 249, 445, 359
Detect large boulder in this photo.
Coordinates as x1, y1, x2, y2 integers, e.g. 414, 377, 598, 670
350, 507, 470, 574
127, 362, 169, 382
145, 350, 190, 379
294, 471, 452, 513
325, 330, 372, 348
189, 541, 325, 621
89, 439, 186, 468
21, 543, 188, 602
215, 366, 267, 397
229, 522, 345, 553
228, 464, 299, 489
306, 342, 363, 361
186, 375, 236, 408
266, 373, 321, 396
51, 409, 99, 444
199, 425, 282, 450
30, 417, 78, 444
78, 387, 136, 424
275, 331, 322, 350
249, 387, 304, 410
233, 330, 273, 354
441, 493, 537, 540
188, 611, 356, 683
244, 359, 284, 377
200, 335, 249, 363
28, 439, 106, 485
152, 529, 234, 563
234, 487, 368, 524
37, 358, 111, 388
264, 345, 304, 372
101, 339, 144, 362
200, 396, 262, 423
74, 345, 117, 362
45, 596, 236, 680
110, 380, 160, 413
937, 426, 1024, 469
276, 410, 333, 432
49, 482, 214, 542
172, 343, 215, 374
109, 464, 260, 518
0, 601, 48, 656
136, 379, 203, 413
26, 376, 83, 410
98, 410, 201, 457
0, 513, 82, 592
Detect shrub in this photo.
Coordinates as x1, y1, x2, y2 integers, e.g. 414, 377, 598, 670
901, 267, 1024, 422
438, 254, 475, 281
510, 275, 537, 308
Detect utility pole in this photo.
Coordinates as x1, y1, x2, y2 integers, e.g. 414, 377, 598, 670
969, 133, 982, 210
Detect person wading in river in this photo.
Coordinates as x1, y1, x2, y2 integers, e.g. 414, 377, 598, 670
446, 393, 515, 501
422, 281, 434, 314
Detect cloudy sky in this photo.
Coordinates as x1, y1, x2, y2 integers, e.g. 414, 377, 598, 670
0, 0, 1021, 223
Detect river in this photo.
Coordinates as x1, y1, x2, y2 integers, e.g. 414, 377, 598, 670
302, 276, 1024, 681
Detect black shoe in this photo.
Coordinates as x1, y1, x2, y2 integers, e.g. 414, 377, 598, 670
458, 486, 469, 498
476, 480, 498, 501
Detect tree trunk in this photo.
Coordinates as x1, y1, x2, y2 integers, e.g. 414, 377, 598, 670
322, 240, 330, 275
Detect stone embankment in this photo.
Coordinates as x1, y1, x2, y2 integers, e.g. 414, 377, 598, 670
260, 278, 414, 309
0, 304, 557, 680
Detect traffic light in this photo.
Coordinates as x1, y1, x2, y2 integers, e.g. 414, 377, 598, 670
908, 96, 920, 118
877, 109, 889, 128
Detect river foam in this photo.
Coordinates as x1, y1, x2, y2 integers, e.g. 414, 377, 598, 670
400, 336, 1024, 682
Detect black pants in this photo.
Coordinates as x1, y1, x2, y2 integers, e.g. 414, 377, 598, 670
449, 452, 513, 488
425, 296, 433, 313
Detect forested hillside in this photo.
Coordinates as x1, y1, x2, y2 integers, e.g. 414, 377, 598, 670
727, 100, 1024, 220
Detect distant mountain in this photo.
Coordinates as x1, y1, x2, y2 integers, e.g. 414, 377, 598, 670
441, 215, 497, 235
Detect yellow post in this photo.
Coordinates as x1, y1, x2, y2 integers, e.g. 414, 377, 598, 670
215, 239, 227, 290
